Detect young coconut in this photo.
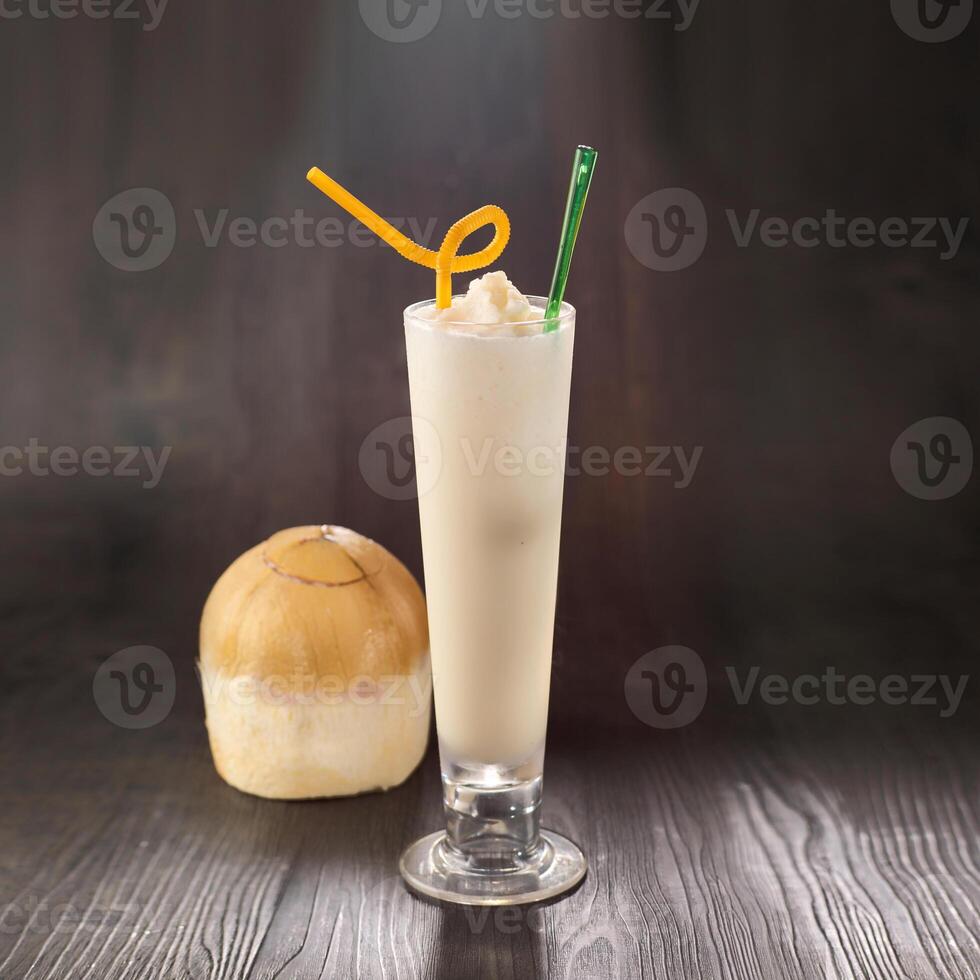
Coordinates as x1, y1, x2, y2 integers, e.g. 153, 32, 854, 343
199, 525, 431, 799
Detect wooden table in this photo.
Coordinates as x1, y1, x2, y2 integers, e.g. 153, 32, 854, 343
2, 610, 977, 979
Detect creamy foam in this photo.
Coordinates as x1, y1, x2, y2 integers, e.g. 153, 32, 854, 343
417, 271, 545, 336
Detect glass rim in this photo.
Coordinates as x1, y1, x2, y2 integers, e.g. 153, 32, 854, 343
403, 295, 575, 331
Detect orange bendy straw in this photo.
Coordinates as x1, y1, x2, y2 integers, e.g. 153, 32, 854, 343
306, 167, 510, 309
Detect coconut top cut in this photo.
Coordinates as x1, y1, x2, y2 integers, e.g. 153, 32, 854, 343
200, 525, 428, 688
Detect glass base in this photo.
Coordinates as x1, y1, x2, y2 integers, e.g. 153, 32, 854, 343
399, 828, 587, 906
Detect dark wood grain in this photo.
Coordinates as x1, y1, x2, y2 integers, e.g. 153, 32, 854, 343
1, 611, 978, 979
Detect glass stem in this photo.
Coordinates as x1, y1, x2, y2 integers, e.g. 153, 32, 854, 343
442, 757, 544, 872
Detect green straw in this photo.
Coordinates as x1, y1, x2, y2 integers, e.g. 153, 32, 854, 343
544, 145, 597, 331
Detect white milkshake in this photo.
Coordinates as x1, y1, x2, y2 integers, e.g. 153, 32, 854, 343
405, 272, 575, 768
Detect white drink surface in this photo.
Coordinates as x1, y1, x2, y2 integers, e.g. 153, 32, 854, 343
405, 274, 574, 766
417, 271, 542, 336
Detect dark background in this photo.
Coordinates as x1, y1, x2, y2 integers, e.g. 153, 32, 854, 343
1, 2, 978, 978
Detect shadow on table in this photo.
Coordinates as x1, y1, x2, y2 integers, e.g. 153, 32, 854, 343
425, 901, 549, 980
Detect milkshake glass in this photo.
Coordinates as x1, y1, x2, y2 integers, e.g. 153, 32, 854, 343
399, 295, 586, 905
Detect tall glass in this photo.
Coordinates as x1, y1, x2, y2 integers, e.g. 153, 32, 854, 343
399, 297, 586, 905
